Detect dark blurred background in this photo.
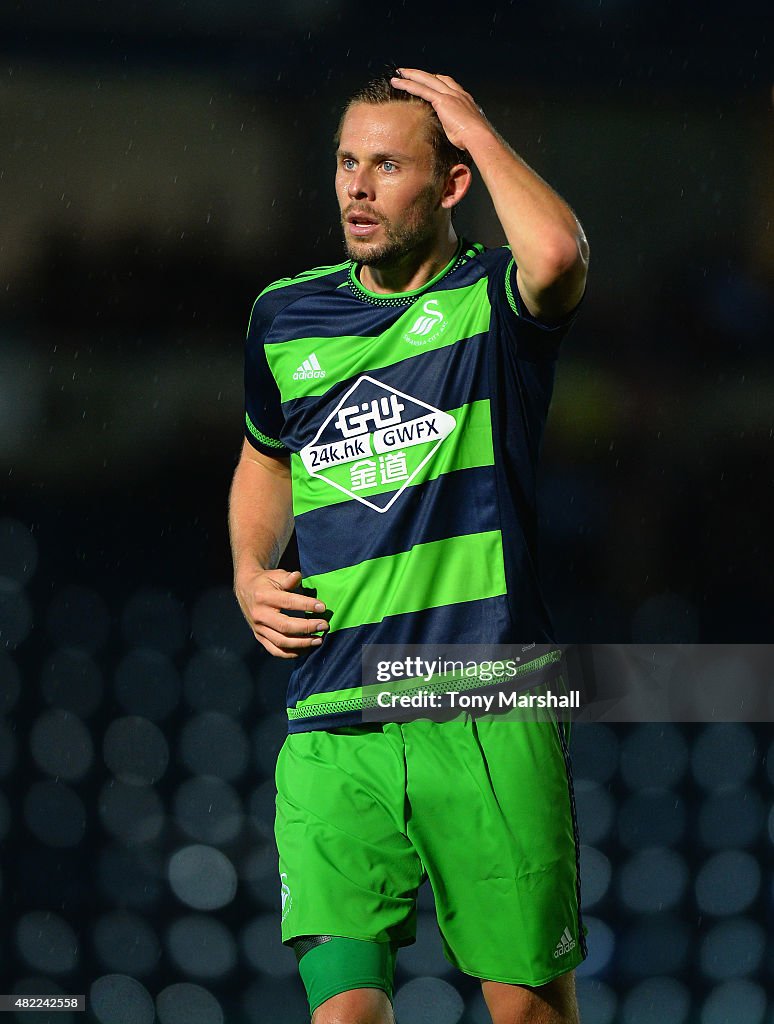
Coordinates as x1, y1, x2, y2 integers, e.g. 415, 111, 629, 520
1, 1, 773, 1022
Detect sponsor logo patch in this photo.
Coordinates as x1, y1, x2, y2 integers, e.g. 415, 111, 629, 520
299, 375, 456, 513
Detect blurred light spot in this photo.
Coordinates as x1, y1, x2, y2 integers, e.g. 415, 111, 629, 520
700, 979, 766, 1024
103, 716, 169, 785
41, 648, 103, 716
699, 917, 765, 979
0, 518, 38, 583
631, 591, 699, 642
569, 724, 619, 784
174, 776, 244, 844
93, 912, 161, 975
699, 788, 763, 849
240, 915, 297, 978
618, 790, 685, 849
575, 916, 615, 977
618, 915, 689, 977
12, 977, 75, 1024
191, 586, 254, 656
122, 588, 188, 655
462, 990, 499, 1024
690, 656, 762, 720
16, 912, 79, 973
98, 845, 164, 909
252, 713, 288, 779
240, 834, 281, 910
619, 847, 688, 912
620, 724, 687, 789
47, 585, 110, 652
0, 578, 33, 649
24, 781, 86, 847
99, 780, 164, 845
184, 650, 253, 716
114, 649, 181, 721
29, 709, 93, 780
621, 977, 690, 1024
241, 978, 308, 1023
0, 651, 21, 711
248, 779, 277, 829
90, 974, 155, 1024
398, 912, 452, 978
168, 845, 237, 910
0, 718, 18, 777
393, 977, 465, 1024
179, 712, 249, 780
575, 979, 617, 1024
693, 724, 757, 790
579, 846, 611, 909
695, 851, 760, 916
156, 982, 224, 1024
166, 915, 237, 979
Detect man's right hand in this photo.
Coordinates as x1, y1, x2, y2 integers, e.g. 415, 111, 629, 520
235, 568, 329, 659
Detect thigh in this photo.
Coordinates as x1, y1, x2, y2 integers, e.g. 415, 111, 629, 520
482, 969, 580, 1024
403, 715, 586, 984
275, 725, 425, 948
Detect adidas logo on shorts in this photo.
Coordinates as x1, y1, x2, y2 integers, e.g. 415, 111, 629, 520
293, 353, 326, 380
553, 926, 576, 958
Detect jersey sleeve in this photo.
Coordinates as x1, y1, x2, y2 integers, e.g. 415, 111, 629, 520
243, 293, 291, 457
486, 247, 584, 362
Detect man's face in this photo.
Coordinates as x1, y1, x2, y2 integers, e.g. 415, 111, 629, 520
336, 102, 445, 268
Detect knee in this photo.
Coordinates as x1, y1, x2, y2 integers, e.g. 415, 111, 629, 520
311, 987, 394, 1024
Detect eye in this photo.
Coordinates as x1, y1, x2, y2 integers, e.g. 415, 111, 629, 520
341, 157, 356, 171
381, 160, 396, 173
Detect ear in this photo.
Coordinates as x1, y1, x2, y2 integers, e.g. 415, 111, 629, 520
440, 163, 473, 210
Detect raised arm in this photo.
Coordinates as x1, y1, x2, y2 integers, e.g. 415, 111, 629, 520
391, 68, 589, 322
229, 439, 329, 658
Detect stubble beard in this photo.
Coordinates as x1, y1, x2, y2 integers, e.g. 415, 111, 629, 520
342, 182, 443, 269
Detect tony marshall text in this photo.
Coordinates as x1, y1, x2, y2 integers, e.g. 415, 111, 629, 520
376, 689, 581, 711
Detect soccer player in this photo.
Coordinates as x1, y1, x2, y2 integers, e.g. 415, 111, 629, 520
230, 69, 589, 1024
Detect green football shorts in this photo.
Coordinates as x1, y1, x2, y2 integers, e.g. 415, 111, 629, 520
274, 712, 587, 1003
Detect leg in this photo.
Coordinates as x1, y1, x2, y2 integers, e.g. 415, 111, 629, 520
296, 935, 399, 1024
482, 970, 580, 1024
312, 988, 395, 1024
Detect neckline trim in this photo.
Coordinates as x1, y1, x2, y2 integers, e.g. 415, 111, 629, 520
348, 237, 467, 305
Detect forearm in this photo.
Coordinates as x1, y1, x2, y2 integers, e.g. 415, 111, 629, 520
464, 123, 588, 307
389, 69, 588, 320
228, 450, 294, 580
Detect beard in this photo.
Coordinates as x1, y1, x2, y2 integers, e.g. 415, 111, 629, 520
341, 181, 443, 268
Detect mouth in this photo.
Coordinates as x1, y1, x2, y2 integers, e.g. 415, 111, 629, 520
346, 210, 381, 238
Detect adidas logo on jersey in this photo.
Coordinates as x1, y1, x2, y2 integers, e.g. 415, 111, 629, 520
553, 926, 576, 958
293, 353, 326, 380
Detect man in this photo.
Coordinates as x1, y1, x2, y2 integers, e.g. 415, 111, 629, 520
230, 68, 589, 1024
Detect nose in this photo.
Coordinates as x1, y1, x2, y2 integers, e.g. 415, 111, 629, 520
346, 167, 374, 201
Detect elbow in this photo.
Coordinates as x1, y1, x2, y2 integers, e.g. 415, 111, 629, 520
529, 228, 589, 300
542, 227, 589, 285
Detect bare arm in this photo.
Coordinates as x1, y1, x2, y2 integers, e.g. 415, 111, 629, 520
391, 69, 589, 322
229, 439, 329, 658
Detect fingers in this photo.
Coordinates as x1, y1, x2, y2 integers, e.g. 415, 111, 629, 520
393, 68, 467, 95
254, 626, 325, 659
265, 570, 326, 614
234, 566, 329, 658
